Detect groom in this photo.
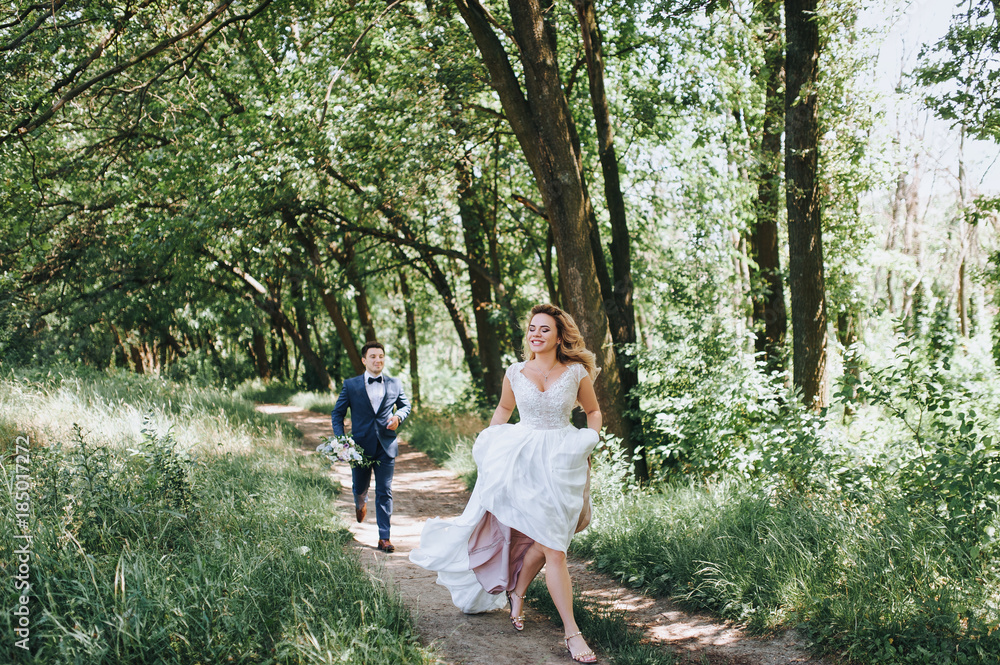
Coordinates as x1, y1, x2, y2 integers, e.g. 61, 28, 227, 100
331, 341, 411, 553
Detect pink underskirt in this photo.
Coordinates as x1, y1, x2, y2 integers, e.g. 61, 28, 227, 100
468, 511, 534, 594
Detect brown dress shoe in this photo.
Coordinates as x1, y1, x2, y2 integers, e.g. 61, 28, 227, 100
356, 503, 367, 523
377, 539, 395, 553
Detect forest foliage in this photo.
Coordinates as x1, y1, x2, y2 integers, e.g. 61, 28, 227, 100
2, 0, 997, 406
2, 0, 1000, 662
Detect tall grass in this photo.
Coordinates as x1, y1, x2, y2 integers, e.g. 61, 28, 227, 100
232, 378, 339, 415
573, 477, 1000, 664
1, 367, 301, 456
0, 369, 432, 664
287, 391, 339, 414
404, 408, 484, 490
233, 378, 304, 406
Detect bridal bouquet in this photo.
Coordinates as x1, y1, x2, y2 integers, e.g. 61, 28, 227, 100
316, 434, 371, 468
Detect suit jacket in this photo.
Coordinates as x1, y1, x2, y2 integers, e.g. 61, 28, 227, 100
330, 373, 411, 459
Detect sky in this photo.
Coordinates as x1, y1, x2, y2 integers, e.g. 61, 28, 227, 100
864, 0, 1000, 196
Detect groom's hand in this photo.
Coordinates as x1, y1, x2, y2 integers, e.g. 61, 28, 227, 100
387, 415, 400, 431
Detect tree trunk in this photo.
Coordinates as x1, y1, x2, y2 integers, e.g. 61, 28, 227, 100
542, 227, 560, 305
785, 0, 828, 407
400, 271, 421, 407
957, 127, 971, 339
162, 329, 185, 361
270, 317, 289, 379
574, 0, 635, 343
273, 303, 330, 388
837, 310, 859, 414
731, 228, 752, 342
109, 323, 130, 369
750, 0, 788, 371
900, 154, 923, 326
344, 237, 378, 342
324, 170, 485, 383
457, 158, 504, 401
419, 252, 484, 386
574, 0, 645, 479
251, 328, 271, 379
130, 345, 145, 374
214, 255, 332, 388
456, 0, 636, 476
883, 150, 924, 328
958, 259, 967, 337
883, 171, 905, 314
291, 272, 325, 390
318, 289, 364, 375
281, 209, 365, 374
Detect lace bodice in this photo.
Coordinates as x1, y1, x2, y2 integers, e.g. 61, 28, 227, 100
506, 362, 587, 429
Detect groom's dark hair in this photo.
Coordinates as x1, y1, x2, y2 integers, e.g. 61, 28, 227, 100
361, 341, 385, 358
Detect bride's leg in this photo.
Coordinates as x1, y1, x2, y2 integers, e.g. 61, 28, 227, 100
539, 545, 595, 662
510, 542, 545, 619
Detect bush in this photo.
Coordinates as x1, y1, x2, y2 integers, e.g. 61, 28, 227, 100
575, 479, 835, 632
631, 320, 826, 488
840, 332, 1000, 549
586, 316, 1000, 662
803, 497, 1000, 664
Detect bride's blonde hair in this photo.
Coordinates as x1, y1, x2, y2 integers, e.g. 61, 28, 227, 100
522, 303, 598, 379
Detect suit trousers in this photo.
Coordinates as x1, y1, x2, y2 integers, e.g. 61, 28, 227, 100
352, 445, 395, 540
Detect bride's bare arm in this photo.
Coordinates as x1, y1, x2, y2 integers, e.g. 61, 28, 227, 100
577, 375, 602, 433
489, 377, 517, 426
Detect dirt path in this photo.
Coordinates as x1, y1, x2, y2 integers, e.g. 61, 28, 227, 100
256, 404, 830, 665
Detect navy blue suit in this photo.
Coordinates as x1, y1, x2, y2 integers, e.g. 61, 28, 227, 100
331, 373, 411, 540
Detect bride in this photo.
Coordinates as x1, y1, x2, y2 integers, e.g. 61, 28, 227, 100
410, 303, 601, 663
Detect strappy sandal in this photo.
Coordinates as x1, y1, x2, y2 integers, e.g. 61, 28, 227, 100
564, 631, 596, 663
505, 589, 525, 631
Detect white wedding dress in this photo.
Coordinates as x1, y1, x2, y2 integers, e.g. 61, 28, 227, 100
409, 362, 599, 613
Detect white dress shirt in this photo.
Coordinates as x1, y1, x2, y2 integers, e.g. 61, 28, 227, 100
364, 371, 385, 412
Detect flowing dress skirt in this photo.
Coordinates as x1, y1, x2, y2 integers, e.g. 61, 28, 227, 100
409, 423, 599, 613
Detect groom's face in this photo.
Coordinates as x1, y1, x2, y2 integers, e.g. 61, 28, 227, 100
362, 348, 385, 376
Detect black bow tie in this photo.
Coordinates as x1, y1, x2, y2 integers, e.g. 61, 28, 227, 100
367, 376, 383, 384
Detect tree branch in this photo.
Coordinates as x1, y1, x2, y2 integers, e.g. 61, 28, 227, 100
1, 0, 68, 51
454, 0, 543, 179
1, 1, 264, 145
317, 0, 406, 127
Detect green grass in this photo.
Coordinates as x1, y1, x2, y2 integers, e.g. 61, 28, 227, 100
404, 408, 483, 490
233, 378, 304, 406
288, 391, 338, 414
573, 475, 1000, 664
0, 369, 433, 664
0, 367, 303, 454
232, 379, 338, 415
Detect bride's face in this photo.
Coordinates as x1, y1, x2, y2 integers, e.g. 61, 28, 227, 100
527, 313, 560, 356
